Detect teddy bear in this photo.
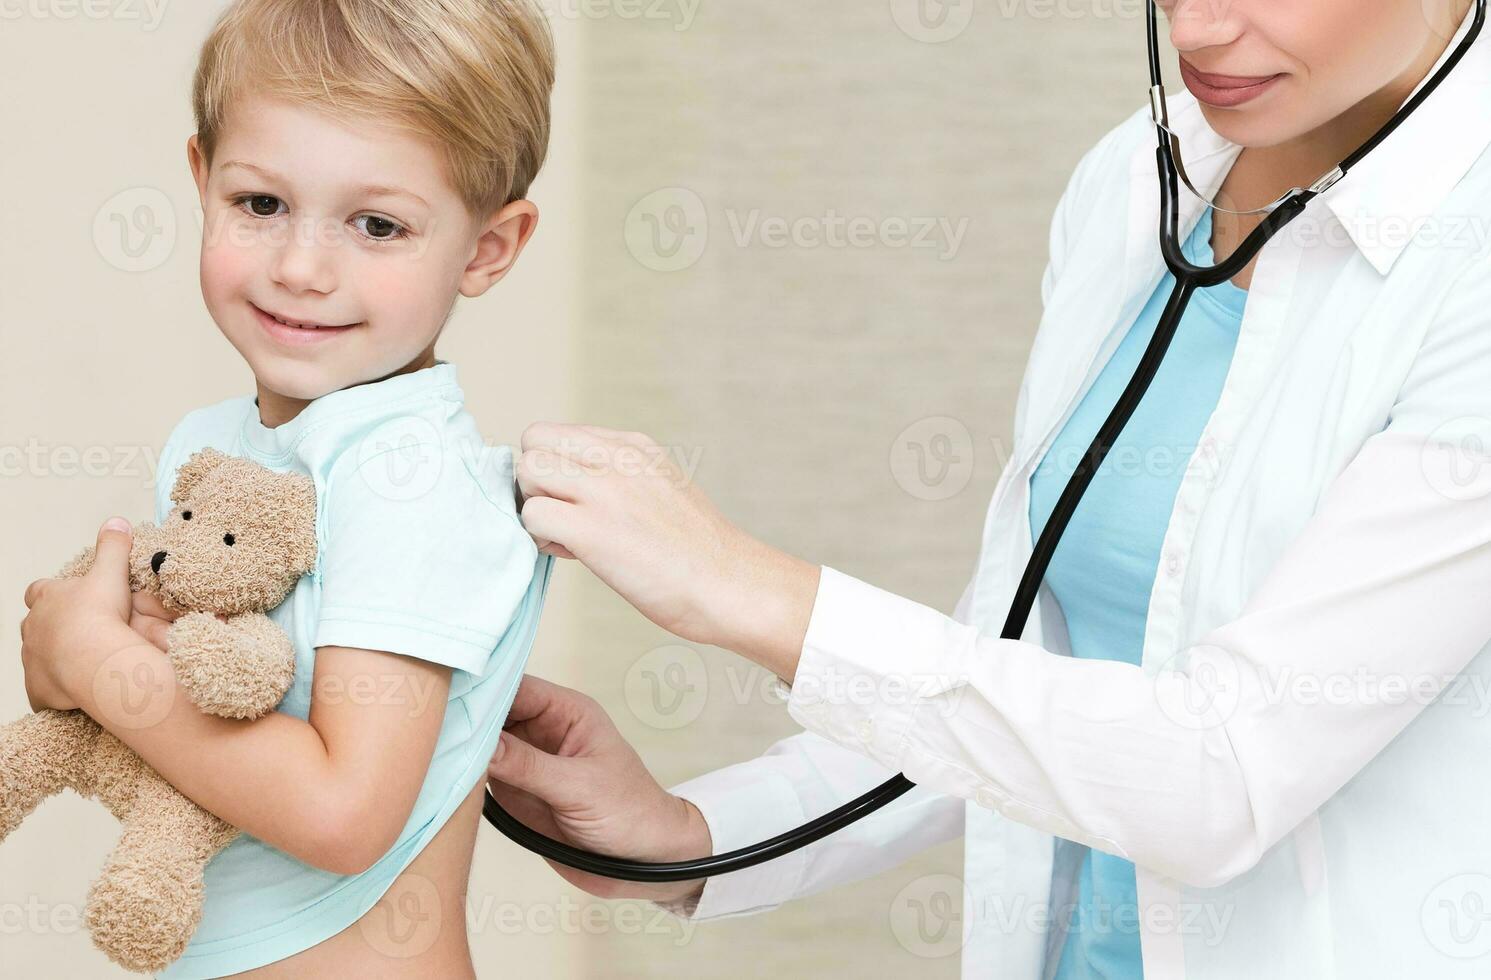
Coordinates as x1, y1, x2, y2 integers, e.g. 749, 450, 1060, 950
0, 446, 318, 973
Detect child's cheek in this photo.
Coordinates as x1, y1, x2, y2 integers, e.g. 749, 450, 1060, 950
199, 224, 259, 310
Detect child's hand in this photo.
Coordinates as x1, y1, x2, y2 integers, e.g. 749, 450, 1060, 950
128, 589, 186, 652
20, 517, 137, 712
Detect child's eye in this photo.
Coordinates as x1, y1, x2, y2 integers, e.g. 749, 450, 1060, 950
234, 194, 285, 218
352, 213, 409, 242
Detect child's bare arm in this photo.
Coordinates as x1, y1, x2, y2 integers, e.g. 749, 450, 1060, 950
60, 621, 449, 875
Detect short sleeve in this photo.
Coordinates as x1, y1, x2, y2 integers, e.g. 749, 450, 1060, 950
313, 436, 538, 676
154, 415, 195, 525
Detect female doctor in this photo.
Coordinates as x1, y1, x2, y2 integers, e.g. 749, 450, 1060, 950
489, 1, 1491, 976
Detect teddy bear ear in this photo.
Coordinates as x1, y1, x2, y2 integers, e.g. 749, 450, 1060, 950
282, 471, 319, 576
169, 447, 233, 505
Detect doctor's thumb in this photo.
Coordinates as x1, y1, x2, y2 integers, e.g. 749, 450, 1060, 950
489, 731, 566, 802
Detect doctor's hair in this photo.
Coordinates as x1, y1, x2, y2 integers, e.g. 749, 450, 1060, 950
190, 0, 556, 216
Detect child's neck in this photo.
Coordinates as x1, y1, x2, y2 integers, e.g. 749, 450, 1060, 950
255, 347, 440, 429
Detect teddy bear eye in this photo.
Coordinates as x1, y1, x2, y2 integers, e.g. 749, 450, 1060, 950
181, 510, 192, 521
223, 532, 236, 546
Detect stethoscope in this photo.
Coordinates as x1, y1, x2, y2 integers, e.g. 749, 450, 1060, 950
484, 0, 1488, 882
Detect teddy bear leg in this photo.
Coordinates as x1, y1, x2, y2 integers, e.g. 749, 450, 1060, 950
0, 709, 101, 842
83, 768, 238, 974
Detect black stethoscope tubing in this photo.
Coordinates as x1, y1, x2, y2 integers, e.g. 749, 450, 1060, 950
483, 0, 1488, 882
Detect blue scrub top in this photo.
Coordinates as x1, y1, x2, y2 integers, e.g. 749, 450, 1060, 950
1029, 206, 1248, 979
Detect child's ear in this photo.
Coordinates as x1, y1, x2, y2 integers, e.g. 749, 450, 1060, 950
170, 447, 232, 505
187, 134, 210, 209
459, 200, 540, 298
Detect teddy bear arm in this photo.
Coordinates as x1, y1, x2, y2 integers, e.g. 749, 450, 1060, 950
166, 612, 297, 720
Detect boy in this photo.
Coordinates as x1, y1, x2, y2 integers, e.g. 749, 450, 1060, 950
20, 1, 557, 975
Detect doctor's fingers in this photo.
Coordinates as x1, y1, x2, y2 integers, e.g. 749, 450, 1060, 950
522, 421, 654, 457
516, 448, 606, 504
488, 729, 588, 808
520, 495, 593, 559
504, 674, 600, 737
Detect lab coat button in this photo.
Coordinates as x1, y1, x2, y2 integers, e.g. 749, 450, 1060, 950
1166, 552, 1182, 577
975, 788, 1000, 810
856, 719, 874, 743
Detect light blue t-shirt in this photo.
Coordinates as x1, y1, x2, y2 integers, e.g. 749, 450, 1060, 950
151, 360, 552, 979
1029, 207, 1247, 980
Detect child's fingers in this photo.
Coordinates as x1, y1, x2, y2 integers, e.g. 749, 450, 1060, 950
132, 590, 180, 621
128, 612, 173, 652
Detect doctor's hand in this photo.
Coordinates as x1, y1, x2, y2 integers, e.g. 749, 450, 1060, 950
517, 423, 821, 681
486, 674, 713, 904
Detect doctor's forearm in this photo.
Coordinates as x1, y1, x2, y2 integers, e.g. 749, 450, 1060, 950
707, 535, 821, 684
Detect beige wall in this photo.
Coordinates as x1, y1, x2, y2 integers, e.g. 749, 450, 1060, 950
0, 1, 1140, 975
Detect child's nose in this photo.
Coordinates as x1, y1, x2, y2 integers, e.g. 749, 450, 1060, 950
269, 219, 339, 295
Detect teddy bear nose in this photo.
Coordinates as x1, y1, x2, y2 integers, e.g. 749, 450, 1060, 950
151, 550, 169, 574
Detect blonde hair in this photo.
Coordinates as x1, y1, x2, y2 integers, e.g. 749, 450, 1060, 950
192, 0, 555, 216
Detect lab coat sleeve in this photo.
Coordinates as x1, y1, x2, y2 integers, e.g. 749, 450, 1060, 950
655, 581, 979, 921
783, 258, 1491, 891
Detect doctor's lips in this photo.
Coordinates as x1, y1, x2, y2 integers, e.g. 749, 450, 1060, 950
251, 302, 364, 346
1179, 56, 1285, 109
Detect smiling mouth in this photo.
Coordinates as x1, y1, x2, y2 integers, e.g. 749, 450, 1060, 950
251, 302, 362, 331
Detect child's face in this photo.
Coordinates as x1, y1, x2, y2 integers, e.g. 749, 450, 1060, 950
188, 93, 535, 414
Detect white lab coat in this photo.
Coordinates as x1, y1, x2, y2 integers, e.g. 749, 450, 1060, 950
667, 8, 1491, 979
